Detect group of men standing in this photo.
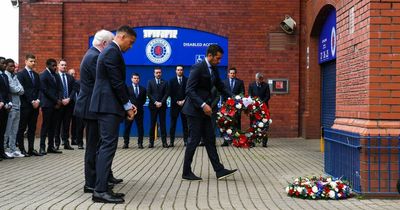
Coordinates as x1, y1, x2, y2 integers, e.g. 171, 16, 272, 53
0, 54, 85, 161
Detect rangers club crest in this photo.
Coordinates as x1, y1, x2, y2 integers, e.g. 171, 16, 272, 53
146, 38, 172, 64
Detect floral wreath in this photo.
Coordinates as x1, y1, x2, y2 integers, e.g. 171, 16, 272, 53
216, 95, 271, 148
286, 176, 353, 200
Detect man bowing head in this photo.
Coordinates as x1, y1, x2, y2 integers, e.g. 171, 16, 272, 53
89, 25, 136, 204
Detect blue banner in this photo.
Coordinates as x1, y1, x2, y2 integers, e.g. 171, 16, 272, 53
319, 10, 336, 64
89, 26, 228, 66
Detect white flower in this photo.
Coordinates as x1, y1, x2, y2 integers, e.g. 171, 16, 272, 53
262, 111, 265, 114
337, 193, 342, 198
330, 182, 337, 189
253, 106, 256, 110
268, 119, 272, 124
335, 188, 339, 192
226, 129, 232, 135
258, 122, 264, 128
262, 118, 268, 123
235, 95, 241, 100
220, 128, 224, 133
235, 103, 242, 109
327, 177, 332, 182
312, 186, 318, 193
296, 187, 302, 193
294, 178, 299, 182
328, 190, 335, 199
285, 186, 290, 193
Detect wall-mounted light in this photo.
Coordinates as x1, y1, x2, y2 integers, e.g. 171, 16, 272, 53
11, 0, 19, 8
280, 15, 296, 35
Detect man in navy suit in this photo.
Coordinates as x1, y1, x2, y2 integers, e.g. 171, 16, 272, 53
221, 67, 245, 146
68, 69, 84, 149
74, 29, 122, 196
182, 44, 237, 181
0, 56, 13, 160
54, 59, 76, 150
16, 54, 42, 157
89, 26, 136, 204
168, 65, 188, 147
248, 72, 271, 147
123, 73, 146, 149
147, 67, 169, 148
39, 58, 63, 155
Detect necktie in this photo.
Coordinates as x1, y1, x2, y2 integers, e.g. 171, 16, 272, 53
178, 77, 181, 85
62, 73, 68, 98
156, 79, 159, 85
29, 71, 35, 85
210, 67, 216, 84
135, 85, 139, 97
230, 79, 234, 91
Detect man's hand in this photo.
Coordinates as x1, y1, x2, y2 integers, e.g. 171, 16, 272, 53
202, 104, 212, 116
155, 101, 162, 108
62, 98, 70, 106
126, 109, 135, 121
0, 102, 4, 109
32, 100, 40, 109
55, 100, 62, 109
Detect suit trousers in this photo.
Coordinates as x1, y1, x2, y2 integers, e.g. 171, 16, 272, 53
72, 116, 85, 145
84, 119, 100, 188
169, 106, 188, 144
40, 107, 57, 149
123, 110, 144, 145
183, 115, 224, 175
149, 107, 167, 145
17, 106, 39, 152
55, 105, 73, 146
0, 109, 8, 154
95, 113, 123, 192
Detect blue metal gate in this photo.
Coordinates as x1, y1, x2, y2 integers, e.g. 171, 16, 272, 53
321, 61, 336, 128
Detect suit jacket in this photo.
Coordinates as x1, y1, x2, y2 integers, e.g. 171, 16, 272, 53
17, 68, 41, 108
127, 83, 146, 112
223, 78, 245, 96
39, 69, 62, 108
71, 79, 80, 103
147, 78, 168, 110
182, 60, 232, 118
89, 42, 130, 117
248, 81, 271, 105
0, 71, 10, 105
57, 72, 76, 100
74, 47, 100, 119
169, 76, 187, 109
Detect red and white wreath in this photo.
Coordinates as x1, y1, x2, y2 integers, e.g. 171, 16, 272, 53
216, 95, 271, 148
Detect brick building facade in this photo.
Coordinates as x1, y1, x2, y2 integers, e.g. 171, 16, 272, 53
18, 0, 400, 195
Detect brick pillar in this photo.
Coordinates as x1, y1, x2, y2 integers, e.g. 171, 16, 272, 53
332, 0, 400, 196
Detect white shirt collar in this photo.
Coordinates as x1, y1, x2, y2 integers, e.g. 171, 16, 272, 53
25, 66, 32, 72
112, 40, 122, 51
205, 59, 212, 69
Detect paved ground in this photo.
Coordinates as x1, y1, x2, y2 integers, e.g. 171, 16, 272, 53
1, 138, 400, 210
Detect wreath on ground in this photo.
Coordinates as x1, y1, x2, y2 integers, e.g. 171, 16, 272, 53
286, 176, 353, 200
216, 95, 271, 148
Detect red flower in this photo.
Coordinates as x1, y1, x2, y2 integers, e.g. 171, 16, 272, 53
228, 109, 236, 117
220, 106, 226, 114
254, 113, 262, 120
226, 98, 235, 106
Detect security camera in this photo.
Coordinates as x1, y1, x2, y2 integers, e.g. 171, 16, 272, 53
280, 15, 296, 34
11, 0, 19, 7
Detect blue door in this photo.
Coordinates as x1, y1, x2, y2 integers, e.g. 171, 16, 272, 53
321, 61, 336, 128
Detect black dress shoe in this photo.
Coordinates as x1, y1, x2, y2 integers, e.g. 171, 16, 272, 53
198, 142, 205, 146
28, 149, 43, 156
168, 143, 174, 148
122, 144, 129, 149
138, 144, 144, 149
84, 186, 94, 193
109, 177, 123, 184
262, 144, 268, 148
92, 191, 124, 204
78, 145, 84, 149
21, 149, 30, 157
1, 153, 14, 159
221, 142, 229, 147
162, 143, 169, 148
39, 148, 47, 155
47, 147, 62, 154
148, 144, 154, 148
216, 169, 238, 180
71, 140, 78, 145
64, 144, 74, 150
184, 142, 187, 147
109, 189, 125, 198
182, 172, 202, 181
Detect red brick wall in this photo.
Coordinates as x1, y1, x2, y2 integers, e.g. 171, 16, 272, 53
19, 0, 301, 137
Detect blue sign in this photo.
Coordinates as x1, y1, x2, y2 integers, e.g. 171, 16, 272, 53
89, 26, 228, 66
319, 10, 336, 64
